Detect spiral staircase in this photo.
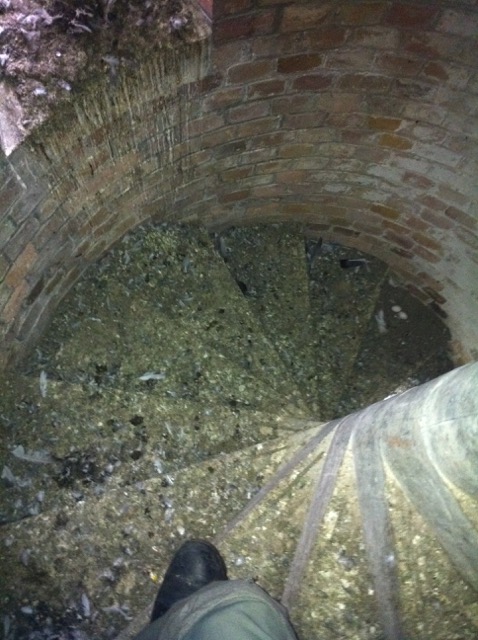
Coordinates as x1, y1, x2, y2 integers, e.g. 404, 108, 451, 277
2, 222, 476, 640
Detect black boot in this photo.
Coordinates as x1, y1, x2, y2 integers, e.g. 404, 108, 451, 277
150, 539, 228, 622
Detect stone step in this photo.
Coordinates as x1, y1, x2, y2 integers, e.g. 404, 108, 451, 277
0, 426, 327, 638
0, 223, 462, 640
0, 372, 310, 525
218, 224, 317, 410
118, 421, 478, 640
36, 224, 308, 413
8, 416, 469, 640
289, 448, 475, 640
335, 278, 453, 416
307, 240, 388, 419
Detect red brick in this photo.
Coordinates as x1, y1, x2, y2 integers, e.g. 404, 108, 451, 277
385, 3, 439, 29
337, 73, 391, 92
422, 61, 449, 81
187, 114, 225, 138
221, 167, 255, 182
237, 147, 278, 165
325, 112, 367, 130
281, 5, 332, 32
354, 145, 389, 163
337, 2, 386, 25
316, 142, 355, 159
234, 117, 280, 138
340, 130, 371, 146
227, 102, 270, 124
348, 26, 400, 49
281, 202, 318, 215
251, 132, 285, 148
379, 134, 413, 150
187, 149, 213, 168
444, 206, 475, 230
228, 59, 275, 84
33, 212, 69, 251
305, 27, 348, 50
317, 93, 363, 112
246, 203, 284, 219
251, 184, 287, 198
204, 87, 245, 110
2, 280, 29, 325
0, 253, 10, 281
436, 185, 469, 208
377, 54, 423, 77
420, 209, 453, 230
455, 226, 478, 251
384, 223, 415, 248
197, 0, 212, 18
413, 244, 441, 263
250, 33, 297, 57
356, 220, 385, 237
371, 203, 401, 220
279, 144, 316, 158
402, 171, 434, 190
390, 245, 414, 260
391, 79, 436, 101
3, 217, 40, 262
0, 179, 22, 215
423, 287, 446, 305
332, 225, 361, 238
292, 74, 334, 91
402, 32, 460, 60
199, 127, 238, 151
248, 80, 285, 98
327, 157, 366, 173
419, 195, 448, 212
277, 170, 309, 183
211, 41, 250, 70
412, 232, 442, 253
419, 272, 446, 293
214, 10, 277, 43
278, 54, 323, 74
214, 0, 253, 17
256, 160, 287, 174
325, 49, 375, 70
271, 95, 325, 115
219, 189, 250, 203
283, 112, 327, 129
443, 132, 474, 156
402, 215, 429, 232
367, 116, 402, 131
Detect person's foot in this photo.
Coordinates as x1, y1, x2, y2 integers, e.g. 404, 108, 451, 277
150, 539, 228, 621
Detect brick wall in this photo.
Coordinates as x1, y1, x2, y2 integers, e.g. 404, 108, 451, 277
0, 0, 477, 367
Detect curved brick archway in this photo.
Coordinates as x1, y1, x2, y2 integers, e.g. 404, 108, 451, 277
0, 0, 477, 367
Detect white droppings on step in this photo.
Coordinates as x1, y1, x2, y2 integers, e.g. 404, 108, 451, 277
138, 372, 166, 381
391, 304, 408, 320
39, 370, 48, 397
375, 309, 387, 334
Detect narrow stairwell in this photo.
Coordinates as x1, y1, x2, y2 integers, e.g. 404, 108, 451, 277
1, 223, 474, 640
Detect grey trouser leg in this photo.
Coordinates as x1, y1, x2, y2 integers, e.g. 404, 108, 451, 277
133, 580, 299, 640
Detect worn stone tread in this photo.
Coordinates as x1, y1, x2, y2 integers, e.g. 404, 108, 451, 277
0, 426, 326, 637
219, 224, 317, 410
39, 224, 308, 412
307, 241, 388, 419
336, 279, 453, 416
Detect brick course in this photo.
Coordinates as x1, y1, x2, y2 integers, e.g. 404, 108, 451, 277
0, 0, 477, 364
